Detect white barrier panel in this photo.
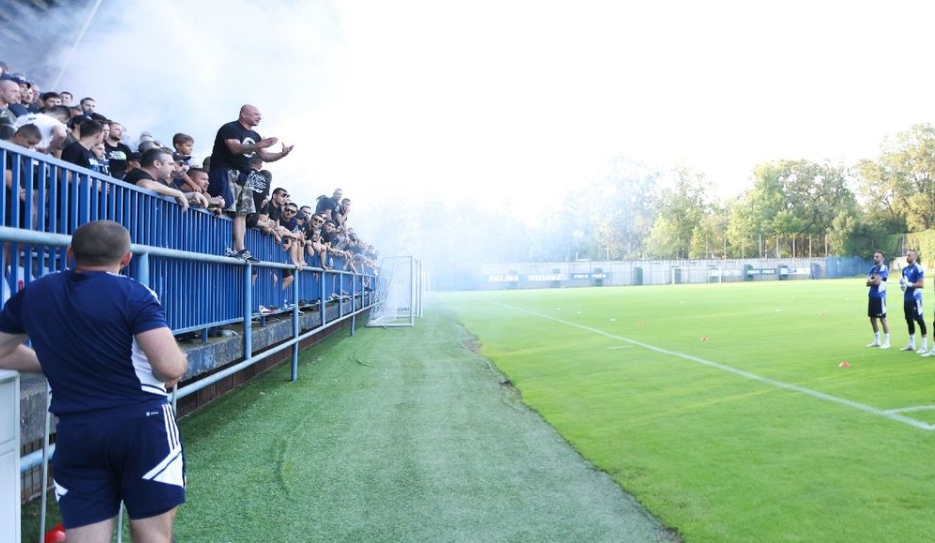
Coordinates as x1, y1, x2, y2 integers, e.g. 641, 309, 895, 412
0, 369, 20, 543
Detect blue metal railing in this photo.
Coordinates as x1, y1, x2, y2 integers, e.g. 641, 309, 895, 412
3, 140, 383, 543
0, 140, 377, 334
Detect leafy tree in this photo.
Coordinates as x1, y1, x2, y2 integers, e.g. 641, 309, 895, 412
858, 124, 935, 232
689, 207, 729, 259
644, 167, 710, 258
591, 155, 659, 259
739, 159, 857, 256
725, 194, 760, 257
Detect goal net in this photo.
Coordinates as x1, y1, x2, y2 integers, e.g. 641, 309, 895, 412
367, 256, 423, 327
670, 266, 723, 285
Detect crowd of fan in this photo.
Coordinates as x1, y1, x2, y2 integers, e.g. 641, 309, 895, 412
0, 60, 380, 294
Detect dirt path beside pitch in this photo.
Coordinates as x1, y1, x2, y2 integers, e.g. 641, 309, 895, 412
177, 304, 679, 543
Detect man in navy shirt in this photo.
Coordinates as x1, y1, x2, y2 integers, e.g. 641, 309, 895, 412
0, 220, 188, 543
208, 104, 293, 263
899, 249, 928, 354
865, 250, 890, 348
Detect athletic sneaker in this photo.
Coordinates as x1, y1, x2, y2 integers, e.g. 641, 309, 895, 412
258, 305, 275, 315
900, 345, 916, 352
223, 247, 237, 257
921, 351, 935, 358
866, 341, 880, 348
236, 249, 260, 263
879, 342, 891, 349
917, 348, 929, 355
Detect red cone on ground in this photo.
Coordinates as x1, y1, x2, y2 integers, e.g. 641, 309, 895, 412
839, 361, 850, 368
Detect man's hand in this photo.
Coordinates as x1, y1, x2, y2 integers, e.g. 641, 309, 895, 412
187, 192, 209, 208
257, 137, 278, 150
174, 191, 190, 211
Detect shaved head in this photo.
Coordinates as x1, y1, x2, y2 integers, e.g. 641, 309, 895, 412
70, 221, 131, 266
239, 104, 262, 128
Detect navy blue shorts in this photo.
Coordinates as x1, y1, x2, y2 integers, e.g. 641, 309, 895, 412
207, 168, 235, 211
53, 401, 186, 528
905, 299, 924, 322
868, 297, 886, 318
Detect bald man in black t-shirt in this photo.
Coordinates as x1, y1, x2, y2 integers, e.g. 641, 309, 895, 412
207, 104, 294, 263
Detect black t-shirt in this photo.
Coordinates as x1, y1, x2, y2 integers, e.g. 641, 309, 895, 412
104, 140, 132, 179
280, 215, 300, 233
210, 120, 261, 172
60, 141, 97, 171
4, 151, 35, 227
124, 168, 155, 186
238, 168, 270, 210
315, 195, 338, 215
261, 201, 283, 223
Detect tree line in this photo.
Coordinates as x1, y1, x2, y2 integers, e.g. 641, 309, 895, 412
373, 124, 935, 266
534, 123, 935, 262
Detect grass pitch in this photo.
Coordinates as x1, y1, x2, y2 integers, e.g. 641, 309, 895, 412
23, 278, 934, 543
440, 280, 935, 543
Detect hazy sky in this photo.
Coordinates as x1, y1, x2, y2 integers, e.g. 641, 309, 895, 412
39, 0, 935, 231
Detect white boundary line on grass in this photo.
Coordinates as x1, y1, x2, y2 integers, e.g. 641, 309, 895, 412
885, 405, 935, 414
495, 303, 935, 432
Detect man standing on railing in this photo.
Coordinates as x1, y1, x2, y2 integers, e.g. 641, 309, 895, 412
0, 220, 189, 543
208, 104, 294, 263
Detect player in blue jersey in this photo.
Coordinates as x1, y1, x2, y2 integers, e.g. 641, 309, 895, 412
0, 220, 188, 543
899, 249, 929, 354
866, 250, 891, 348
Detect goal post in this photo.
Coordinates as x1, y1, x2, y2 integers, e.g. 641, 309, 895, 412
670, 266, 723, 285
367, 256, 424, 327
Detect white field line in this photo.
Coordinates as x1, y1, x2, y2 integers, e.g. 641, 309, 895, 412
494, 303, 935, 431
607, 346, 632, 350
885, 405, 935, 414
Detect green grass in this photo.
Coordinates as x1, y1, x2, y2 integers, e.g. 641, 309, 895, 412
24, 279, 935, 543
171, 317, 676, 542
440, 280, 935, 543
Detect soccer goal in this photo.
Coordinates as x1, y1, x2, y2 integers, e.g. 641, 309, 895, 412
670, 266, 723, 285
367, 256, 424, 327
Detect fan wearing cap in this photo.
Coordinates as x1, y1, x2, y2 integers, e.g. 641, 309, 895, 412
0, 79, 20, 135
7, 75, 31, 116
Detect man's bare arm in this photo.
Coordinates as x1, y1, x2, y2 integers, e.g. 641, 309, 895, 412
135, 180, 190, 211
224, 137, 277, 156
0, 332, 41, 373
256, 143, 294, 163
136, 327, 188, 387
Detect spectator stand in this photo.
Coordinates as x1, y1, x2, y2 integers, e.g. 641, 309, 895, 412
1, 139, 379, 513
